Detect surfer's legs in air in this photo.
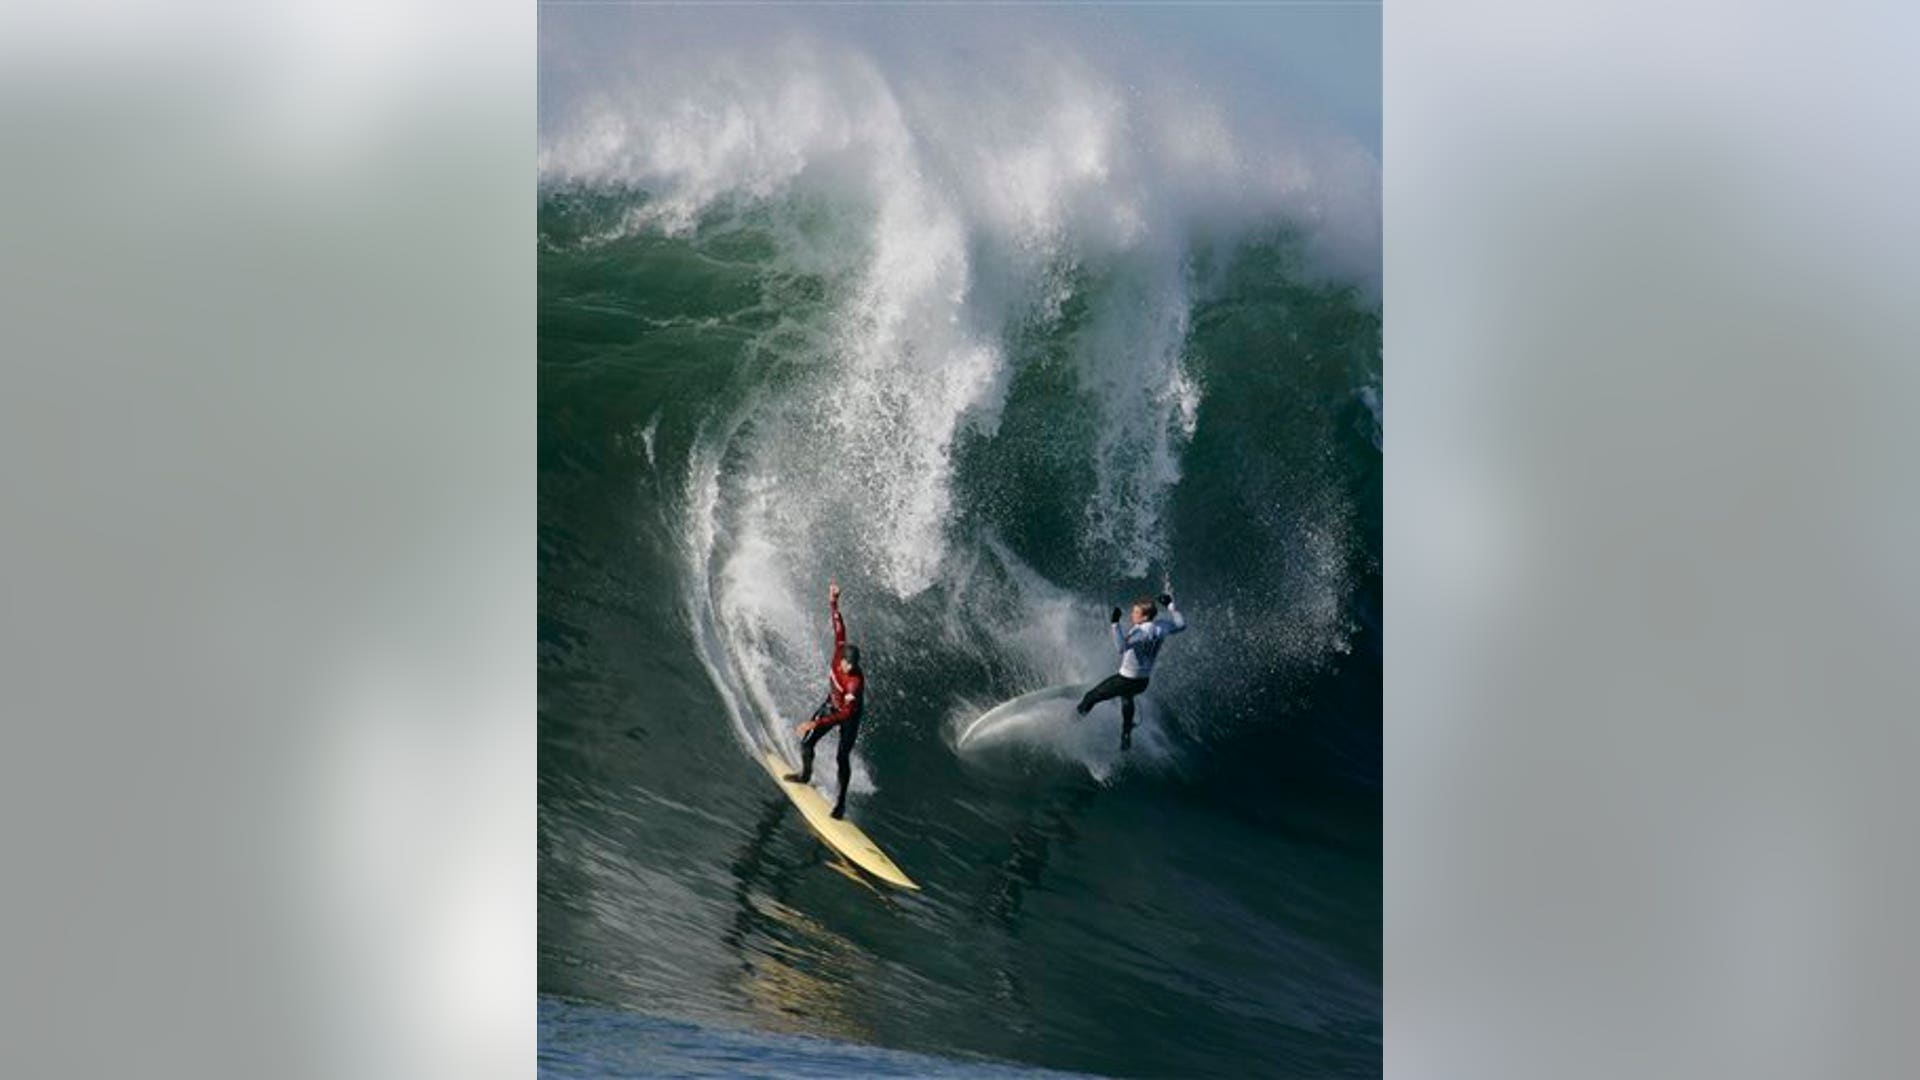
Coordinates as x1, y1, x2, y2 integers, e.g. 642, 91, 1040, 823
1075, 674, 1150, 748
1076, 674, 1149, 715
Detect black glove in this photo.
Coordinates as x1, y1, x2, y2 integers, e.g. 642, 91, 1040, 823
1109, 607, 1123, 624
1156, 593, 1173, 607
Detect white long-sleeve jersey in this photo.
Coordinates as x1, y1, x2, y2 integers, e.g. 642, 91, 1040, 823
1112, 602, 1188, 678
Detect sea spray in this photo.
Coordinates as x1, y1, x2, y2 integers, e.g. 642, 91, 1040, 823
543, 15, 1378, 769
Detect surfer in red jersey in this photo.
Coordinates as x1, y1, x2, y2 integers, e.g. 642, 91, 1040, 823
786, 579, 865, 818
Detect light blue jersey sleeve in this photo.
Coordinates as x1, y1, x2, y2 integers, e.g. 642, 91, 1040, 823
1158, 601, 1187, 635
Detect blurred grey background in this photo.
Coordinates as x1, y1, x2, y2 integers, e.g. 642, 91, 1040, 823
1388, 1, 1920, 1076
1, 2, 531, 1078
2, 0, 1915, 1078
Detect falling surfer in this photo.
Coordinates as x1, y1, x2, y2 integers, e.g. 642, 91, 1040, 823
1075, 588, 1187, 750
786, 579, 865, 818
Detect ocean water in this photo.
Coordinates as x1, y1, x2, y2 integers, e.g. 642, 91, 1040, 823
541, 997, 1098, 1079
540, 13, 1379, 1078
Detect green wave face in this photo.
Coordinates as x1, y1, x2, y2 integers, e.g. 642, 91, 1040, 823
540, 17, 1379, 1078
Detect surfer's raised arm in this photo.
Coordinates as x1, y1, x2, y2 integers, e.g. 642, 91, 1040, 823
829, 579, 847, 661
1157, 592, 1187, 634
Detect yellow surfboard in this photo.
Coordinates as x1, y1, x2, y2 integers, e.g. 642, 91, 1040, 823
761, 748, 919, 890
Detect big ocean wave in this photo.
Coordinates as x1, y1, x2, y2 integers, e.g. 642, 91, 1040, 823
539, 12, 1380, 1076
541, 14, 1378, 775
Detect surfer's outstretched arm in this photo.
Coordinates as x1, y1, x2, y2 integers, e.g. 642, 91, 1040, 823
829, 579, 847, 664
1157, 592, 1187, 634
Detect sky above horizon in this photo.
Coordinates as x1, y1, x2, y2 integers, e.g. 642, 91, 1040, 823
540, 3, 1381, 157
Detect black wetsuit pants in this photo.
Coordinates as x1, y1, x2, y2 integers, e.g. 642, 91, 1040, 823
796, 699, 860, 809
1078, 674, 1151, 729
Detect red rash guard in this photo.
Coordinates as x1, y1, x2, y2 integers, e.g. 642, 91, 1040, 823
815, 597, 864, 730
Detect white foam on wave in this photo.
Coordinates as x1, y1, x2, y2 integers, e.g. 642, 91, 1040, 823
543, 23, 1375, 581
639, 412, 659, 469
562, 16, 1378, 762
